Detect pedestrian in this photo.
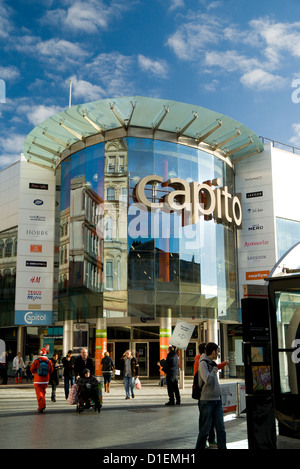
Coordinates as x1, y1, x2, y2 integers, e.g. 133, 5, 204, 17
195, 342, 227, 450
49, 352, 61, 402
30, 348, 53, 413
162, 345, 181, 406
101, 351, 115, 393
120, 350, 139, 399
193, 343, 206, 375
74, 348, 94, 379
77, 368, 101, 412
62, 350, 75, 399
12, 352, 25, 384
194, 342, 229, 448
0, 352, 8, 385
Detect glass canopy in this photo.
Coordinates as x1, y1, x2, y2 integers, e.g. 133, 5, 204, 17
22, 96, 264, 171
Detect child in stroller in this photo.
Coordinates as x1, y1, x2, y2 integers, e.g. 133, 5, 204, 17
76, 368, 101, 413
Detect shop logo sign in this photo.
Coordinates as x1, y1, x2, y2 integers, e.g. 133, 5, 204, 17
33, 199, 44, 205
29, 182, 48, 190
134, 175, 242, 228
246, 191, 263, 198
24, 312, 47, 324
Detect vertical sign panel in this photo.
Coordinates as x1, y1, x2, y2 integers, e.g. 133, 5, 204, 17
14, 158, 56, 326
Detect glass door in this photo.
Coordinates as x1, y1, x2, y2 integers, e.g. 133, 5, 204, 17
134, 342, 148, 377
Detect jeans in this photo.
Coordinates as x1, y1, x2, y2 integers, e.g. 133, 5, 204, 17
124, 375, 135, 397
195, 399, 226, 449
14, 368, 22, 378
64, 376, 75, 399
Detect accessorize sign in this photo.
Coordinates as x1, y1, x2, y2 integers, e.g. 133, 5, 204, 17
134, 175, 242, 228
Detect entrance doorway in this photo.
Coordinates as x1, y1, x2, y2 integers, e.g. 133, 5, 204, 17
134, 341, 160, 378
135, 342, 148, 376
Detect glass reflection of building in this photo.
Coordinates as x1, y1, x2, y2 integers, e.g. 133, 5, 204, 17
55, 132, 238, 375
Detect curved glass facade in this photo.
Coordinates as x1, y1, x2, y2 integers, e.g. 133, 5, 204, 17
56, 136, 238, 323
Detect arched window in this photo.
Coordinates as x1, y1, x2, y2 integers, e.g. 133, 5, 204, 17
4, 239, 13, 257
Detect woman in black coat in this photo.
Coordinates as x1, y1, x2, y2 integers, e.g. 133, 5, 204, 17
49, 353, 61, 402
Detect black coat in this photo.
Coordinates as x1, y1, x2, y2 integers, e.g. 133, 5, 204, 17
49, 359, 61, 385
62, 356, 75, 378
74, 356, 94, 377
101, 356, 114, 373
164, 350, 179, 378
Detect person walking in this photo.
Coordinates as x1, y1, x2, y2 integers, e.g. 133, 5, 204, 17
195, 342, 227, 450
62, 350, 75, 399
12, 352, 25, 384
193, 342, 229, 448
30, 348, 53, 413
101, 351, 115, 393
120, 350, 139, 399
163, 345, 181, 406
74, 348, 94, 379
49, 352, 61, 402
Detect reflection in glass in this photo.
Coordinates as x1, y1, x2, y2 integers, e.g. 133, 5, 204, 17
276, 292, 300, 394
57, 136, 238, 322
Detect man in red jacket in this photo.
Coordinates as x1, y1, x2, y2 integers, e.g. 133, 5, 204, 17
30, 348, 53, 413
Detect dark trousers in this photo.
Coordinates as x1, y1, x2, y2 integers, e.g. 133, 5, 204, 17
79, 387, 100, 408
166, 375, 180, 404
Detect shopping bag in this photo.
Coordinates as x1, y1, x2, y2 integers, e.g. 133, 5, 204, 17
67, 383, 79, 405
135, 377, 142, 390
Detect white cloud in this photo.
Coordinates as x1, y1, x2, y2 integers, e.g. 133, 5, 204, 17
240, 69, 286, 90
18, 104, 63, 126
168, 0, 185, 11
69, 76, 105, 101
205, 50, 260, 73
42, 0, 133, 33
166, 14, 221, 60
0, 1, 13, 38
167, 13, 300, 91
0, 65, 19, 81
84, 52, 136, 96
138, 55, 168, 79
36, 38, 88, 59
0, 133, 25, 168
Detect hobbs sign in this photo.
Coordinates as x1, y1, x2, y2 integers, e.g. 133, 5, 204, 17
134, 175, 242, 228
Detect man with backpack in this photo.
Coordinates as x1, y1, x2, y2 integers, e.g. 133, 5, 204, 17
30, 348, 53, 413
195, 342, 227, 450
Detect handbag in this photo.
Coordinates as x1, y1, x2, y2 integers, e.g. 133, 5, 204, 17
67, 383, 79, 405
135, 377, 142, 389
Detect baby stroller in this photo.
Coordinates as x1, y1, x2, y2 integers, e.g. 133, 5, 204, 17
76, 369, 102, 414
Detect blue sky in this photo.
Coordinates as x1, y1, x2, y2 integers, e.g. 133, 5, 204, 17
1, 0, 300, 169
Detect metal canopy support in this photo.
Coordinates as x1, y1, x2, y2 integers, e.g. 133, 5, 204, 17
177, 112, 198, 138
109, 102, 126, 128
109, 101, 136, 130
31, 139, 62, 156
59, 121, 84, 141
226, 137, 253, 157
213, 129, 241, 150
125, 101, 136, 129
42, 128, 70, 148
27, 148, 56, 165
233, 147, 262, 164
152, 105, 170, 134
196, 119, 223, 143
82, 110, 104, 133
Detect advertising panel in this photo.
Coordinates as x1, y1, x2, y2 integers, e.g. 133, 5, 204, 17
14, 160, 56, 326
235, 146, 276, 297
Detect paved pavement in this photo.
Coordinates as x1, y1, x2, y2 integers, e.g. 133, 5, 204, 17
0, 377, 299, 452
